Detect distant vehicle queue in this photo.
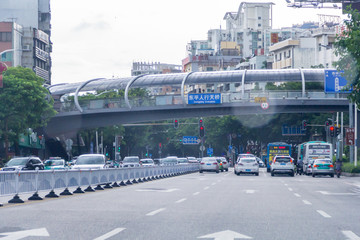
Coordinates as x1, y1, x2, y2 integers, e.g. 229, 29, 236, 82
1, 140, 336, 178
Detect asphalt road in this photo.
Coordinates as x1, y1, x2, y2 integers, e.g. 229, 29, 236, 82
0, 168, 360, 240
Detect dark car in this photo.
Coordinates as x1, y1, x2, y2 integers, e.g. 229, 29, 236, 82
1, 156, 44, 171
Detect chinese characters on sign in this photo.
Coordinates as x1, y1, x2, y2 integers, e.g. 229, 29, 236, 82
182, 136, 200, 145
188, 93, 221, 104
345, 128, 355, 146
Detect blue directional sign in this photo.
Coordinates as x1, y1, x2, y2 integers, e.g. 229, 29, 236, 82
325, 70, 351, 93
188, 93, 221, 104
207, 148, 213, 156
182, 136, 200, 145
282, 125, 306, 136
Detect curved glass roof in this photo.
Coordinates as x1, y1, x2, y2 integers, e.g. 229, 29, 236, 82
48, 69, 325, 96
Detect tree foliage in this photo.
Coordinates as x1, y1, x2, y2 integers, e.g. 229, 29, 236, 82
0, 67, 56, 160
334, 8, 360, 104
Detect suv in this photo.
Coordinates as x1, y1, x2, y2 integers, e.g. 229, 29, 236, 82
270, 155, 294, 177
121, 156, 140, 168
1, 156, 44, 171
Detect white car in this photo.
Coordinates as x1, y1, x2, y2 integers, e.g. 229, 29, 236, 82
139, 158, 154, 167
177, 158, 189, 165
234, 157, 259, 176
72, 154, 106, 170
121, 156, 140, 168
199, 157, 219, 173
270, 155, 295, 177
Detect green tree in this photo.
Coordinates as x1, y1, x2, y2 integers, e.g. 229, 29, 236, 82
0, 67, 56, 162
334, 8, 360, 104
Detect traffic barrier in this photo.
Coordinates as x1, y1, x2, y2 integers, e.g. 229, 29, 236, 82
0, 164, 199, 204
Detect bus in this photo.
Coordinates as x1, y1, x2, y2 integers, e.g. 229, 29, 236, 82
297, 141, 332, 172
266, 142, 292, 172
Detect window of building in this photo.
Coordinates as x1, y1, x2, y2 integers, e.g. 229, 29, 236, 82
288, 50, 291, 58
258, 16, 261, 20
279, 53, 282, 60
258, 24, 261, 27
0, 32, 12, 42
1, 52, 12, 62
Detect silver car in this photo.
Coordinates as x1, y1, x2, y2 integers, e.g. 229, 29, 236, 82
234, 157, 259, 176
121, 156, 140, 168
139, 158, 154, 167
199, 157, 219, 173
270, 155, 295, 177
312, 159, 334, 177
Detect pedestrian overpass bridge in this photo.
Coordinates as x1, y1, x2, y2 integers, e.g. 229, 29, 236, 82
45, 69, 350, 136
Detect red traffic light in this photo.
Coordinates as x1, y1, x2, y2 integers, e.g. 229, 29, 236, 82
199, 126, 205, 138
174, 119, 179, 128
329, 126, 334, 131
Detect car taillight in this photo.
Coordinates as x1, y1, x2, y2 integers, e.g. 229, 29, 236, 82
223, 161, 227, 164
329, 164, 334, 167
200, 162, 205, 165
213, 162, 218, 165
308, 165, 312, 168
239, 163, 244, 166
313, 164, 318, 168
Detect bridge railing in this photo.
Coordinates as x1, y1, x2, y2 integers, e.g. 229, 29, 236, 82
0, 164, 199, 201
56, 91, 349, 112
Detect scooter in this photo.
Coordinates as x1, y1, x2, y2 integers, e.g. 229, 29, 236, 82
336, 169, 341, 178
296, 164, 303, 175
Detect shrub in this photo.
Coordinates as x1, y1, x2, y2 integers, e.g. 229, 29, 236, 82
342, 162, 360, 173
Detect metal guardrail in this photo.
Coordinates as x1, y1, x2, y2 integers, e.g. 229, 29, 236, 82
0, 164, 199, 204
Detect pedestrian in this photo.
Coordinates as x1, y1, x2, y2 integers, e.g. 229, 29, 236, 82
335, 159, 342, 178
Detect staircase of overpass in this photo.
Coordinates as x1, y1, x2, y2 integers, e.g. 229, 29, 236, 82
45, 69, 350, 136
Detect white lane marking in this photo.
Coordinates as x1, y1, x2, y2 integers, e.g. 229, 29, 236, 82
284, 183, 288, 186
303, 200, 312, 205
136, 188, 179, 193
317, 190, 356, 196
204, 186, 210, 190
217, 180, 222, 183
317, 210, 331, 218
146, 208, 166, 216
288, 187, 293, 192
342, 230, 360, 240
211, 182, 216, 186
294, 193, 301, 197
193, 192, 200, 196
175, 198, 187, 203
0, 228, 49, 240
94, 228, 126, 240
244, 190, 257, 194
198, 230, 252, 239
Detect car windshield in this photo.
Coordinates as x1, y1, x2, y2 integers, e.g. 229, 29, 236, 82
178, 158, 188, 163
123, 157, 139, 163
76, 156, 104, 165
5, 158, 28, 167
45, 160, 64, 166
141, 160, 153, 164
275, 157, 291, 163
240, 158, 256, 163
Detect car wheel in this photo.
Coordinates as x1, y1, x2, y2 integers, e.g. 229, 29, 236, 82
330, 174, 334, 178
216, 170, 219, 173
271, 171, 274, 176
199, 170, 203, 173
221, 169, 224, 172
226, 168, 229, 172
255, 172, 259, 176
35, 166, 40, 170
290, 171, 294, 177
312, 174, 316, 178
237, 172, 240, 176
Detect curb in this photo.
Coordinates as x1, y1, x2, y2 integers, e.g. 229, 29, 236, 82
342, 172, 360, 177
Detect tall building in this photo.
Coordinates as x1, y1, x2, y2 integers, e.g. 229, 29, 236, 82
0, 0, 52, 84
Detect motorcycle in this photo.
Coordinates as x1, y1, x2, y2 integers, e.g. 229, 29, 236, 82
336, 168, 341, 178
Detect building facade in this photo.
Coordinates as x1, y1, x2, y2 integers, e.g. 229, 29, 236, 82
0, 0, 52, 84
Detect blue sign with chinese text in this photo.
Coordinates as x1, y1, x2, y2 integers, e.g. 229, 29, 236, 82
188, 93, 221, 104
325, 70, 351, 93
182, 136, 199, 145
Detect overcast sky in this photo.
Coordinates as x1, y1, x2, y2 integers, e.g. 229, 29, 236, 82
50, 0, 344, 84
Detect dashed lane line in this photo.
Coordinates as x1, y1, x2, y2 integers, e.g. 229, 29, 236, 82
302, 200, 312, 205
317, 210, 331, 218
211, 183, 216, 186
342, 230, 360, 240
94, 228, 126, 240
204, 186, 210, 190
288, 187, 293, 192
193, 192, 200, 196
146, 208, 166, 216
175, 198, 187, 204
294, 193, 301, 197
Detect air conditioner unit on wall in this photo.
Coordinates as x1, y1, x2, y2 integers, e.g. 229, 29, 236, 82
22, 45, 31, 51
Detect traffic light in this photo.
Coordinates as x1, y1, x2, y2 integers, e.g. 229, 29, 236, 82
336, 126, 341, 136
329, 125, 335, 137
117, 146, 121, 152
302, 120, 307, 130
199, 118, 203, 127
174, 119, 179, 129
325, 121, 329, 127
199, 126, 205, 138
159, 142, 162, 149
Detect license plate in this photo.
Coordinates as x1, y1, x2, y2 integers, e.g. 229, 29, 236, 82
246, 169, 251, 172
281, 163, 286, 165
207, 164, 211, 166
